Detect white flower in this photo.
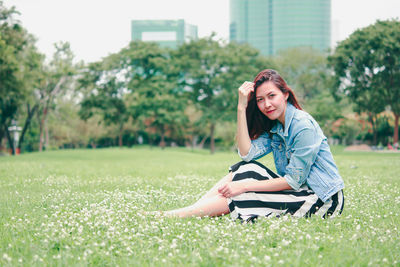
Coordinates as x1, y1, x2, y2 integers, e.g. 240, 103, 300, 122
2, 253, 11, 262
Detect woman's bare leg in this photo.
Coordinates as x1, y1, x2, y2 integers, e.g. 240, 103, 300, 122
160, 172, 232, 218
194, 172, 233, 205
164, 194, 230, 218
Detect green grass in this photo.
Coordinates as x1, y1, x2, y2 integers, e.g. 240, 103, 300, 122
1, 147, 399, 266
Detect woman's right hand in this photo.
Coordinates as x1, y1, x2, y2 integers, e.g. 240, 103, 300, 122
238, 81, 254, 110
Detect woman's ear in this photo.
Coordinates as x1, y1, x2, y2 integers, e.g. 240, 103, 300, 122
284, 92, 289, 101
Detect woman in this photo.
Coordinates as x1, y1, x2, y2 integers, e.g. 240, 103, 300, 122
164, 69, 344, 222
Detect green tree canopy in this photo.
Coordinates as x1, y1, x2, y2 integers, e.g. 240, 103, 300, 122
328, 19, 400, 145
79, 41, 184, 147
274, 47, 330, 104
174, 36, 272, 153
79, 54, 130, 147
36, 41, 76, 151
0, 1, 43, 154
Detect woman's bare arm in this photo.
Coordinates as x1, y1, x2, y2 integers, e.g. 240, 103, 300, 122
218, 177, 292, 198
237, 81, 254, 156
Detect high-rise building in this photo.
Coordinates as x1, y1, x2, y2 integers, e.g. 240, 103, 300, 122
230, 0, 331, 55
131, 19, 198, 49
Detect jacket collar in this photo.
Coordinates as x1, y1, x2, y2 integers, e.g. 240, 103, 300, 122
270, 102, 296, 137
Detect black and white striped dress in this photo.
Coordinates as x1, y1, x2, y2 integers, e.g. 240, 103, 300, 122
227, 161, 344, 222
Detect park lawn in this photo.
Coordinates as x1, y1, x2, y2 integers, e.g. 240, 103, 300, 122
0, 147, 399, 266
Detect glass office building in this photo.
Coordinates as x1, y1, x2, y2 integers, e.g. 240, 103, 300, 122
131, 19, 198, 49
230, 0, 331, 55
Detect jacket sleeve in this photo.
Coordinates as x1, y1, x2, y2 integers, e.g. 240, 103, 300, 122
284, 127, 323, 190
238, 132, 273, 162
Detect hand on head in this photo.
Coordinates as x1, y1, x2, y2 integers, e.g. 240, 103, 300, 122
238, 81, 254, 110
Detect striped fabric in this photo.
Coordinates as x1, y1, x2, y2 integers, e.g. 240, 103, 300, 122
227, 161, 344, 222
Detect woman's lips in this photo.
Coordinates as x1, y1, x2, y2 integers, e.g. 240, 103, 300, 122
266, 109, 275, 114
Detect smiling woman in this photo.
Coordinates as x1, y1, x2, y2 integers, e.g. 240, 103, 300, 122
161, 69, 345, 222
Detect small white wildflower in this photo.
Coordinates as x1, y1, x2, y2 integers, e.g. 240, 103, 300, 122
3, 253, 11, 262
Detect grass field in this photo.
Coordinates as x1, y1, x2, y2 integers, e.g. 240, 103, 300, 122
1, 147, 399, 266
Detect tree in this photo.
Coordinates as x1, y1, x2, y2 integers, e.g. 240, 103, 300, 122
17, 39, 45, 152
0, 1, 43, 154
36, 41, 76, 151
273, 47, 330, 105
79, 41, 173, 147
129, 66, 188, 148
79, 57, 130, 147
328, 19, 400, 145
174, 36, 271, 153
47, 99, 107, 149
121, 42, 188, 148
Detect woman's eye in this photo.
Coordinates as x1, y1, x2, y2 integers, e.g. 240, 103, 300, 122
257, 98, 263, 102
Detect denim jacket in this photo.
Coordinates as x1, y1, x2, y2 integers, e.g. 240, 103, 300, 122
239, 103, 344, 202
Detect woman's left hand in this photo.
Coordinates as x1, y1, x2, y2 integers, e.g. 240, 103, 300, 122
218, 181, 247, 198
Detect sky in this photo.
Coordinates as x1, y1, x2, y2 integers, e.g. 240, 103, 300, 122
4, 0, 400, 63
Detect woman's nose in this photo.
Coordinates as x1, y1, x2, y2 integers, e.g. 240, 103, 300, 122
264, 100, 271, 109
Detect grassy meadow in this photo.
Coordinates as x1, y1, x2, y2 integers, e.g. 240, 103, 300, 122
0, 147, 399, 266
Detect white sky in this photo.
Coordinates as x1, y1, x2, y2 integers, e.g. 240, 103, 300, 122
5, 0, 400, 63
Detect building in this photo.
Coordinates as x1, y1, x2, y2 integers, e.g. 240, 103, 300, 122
131, 19, 198, 49
230, 0, 331, 55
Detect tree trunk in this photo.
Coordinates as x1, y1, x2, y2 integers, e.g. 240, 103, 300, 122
160, 133, 166, 149
18, 104, 38, 152
0, 136, 4, 152
198, 135, 208, 149
368, 112, 377, 146
38, 122, 43, 152
190, 135, 198, 149
4, 124, 15, 155
90, 141, 97, 149
394, 113, 399, 146
37, 77, 67, 152
45, 120, 49, 150
38, 107, 48, 152
210, 123, 215, 154
118, 134, 123, 147
0, 127, 4, 151
159, 125, 166, 149
118, 123, 123, 147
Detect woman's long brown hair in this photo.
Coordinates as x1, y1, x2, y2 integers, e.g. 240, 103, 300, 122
246, 69, 302, 140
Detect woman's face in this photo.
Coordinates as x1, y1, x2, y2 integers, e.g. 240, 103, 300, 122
255, 81, 289, 125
